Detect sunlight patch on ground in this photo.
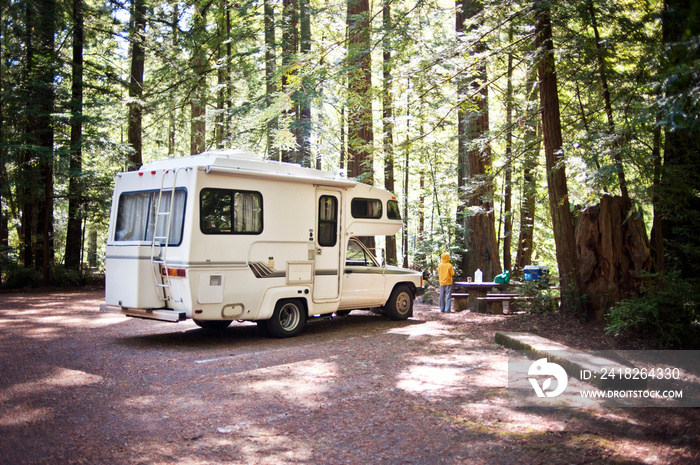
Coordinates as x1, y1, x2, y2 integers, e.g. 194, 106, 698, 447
0, 367, 103, 403
387, 320, 455, 339
241, 359, 337, 408
396, 353, 488, 394
0, 405, 53, 427
0, 368, 102, 427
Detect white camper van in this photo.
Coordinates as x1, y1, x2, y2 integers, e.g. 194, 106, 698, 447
100, 150, 423, 337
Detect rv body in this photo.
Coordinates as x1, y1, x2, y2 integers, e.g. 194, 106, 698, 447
101, 150, 423, 337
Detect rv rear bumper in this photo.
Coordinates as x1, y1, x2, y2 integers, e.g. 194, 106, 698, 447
100, 304, 186, 323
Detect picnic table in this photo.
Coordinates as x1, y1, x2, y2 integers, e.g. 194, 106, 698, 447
453, 281, 518, 313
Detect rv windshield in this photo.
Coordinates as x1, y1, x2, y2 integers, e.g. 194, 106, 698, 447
114, 189, 187, 245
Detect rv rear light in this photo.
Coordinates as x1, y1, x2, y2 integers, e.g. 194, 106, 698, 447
162, 267, 186, 278
138, 172, 144, 176
151, 170, 156, 175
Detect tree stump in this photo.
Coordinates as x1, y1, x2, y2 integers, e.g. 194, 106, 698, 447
575, 195, 652, 320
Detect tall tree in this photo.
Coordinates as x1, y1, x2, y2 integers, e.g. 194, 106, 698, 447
128, 0, 145, 168
502, 22, 515, 272
346, 0, 373, 184
167, 3, 179, 156
456, 0, 501, 280
657, 0, 700, 277
65, 0, 85, 271
264, 0, 278, 160
190, 0, 207, 155
585, 0, 628, 199
281, 0, 299, 163
383, 0, 397, 265
298, 0, 312, 167
19, 0, 57, 281
514, 73, 540, 273
534, 3, 580, 314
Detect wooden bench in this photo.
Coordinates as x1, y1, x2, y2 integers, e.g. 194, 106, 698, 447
476, 295, 533, 314
452, 293, 469, 311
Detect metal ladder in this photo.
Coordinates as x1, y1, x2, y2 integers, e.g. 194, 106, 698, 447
150, 167, 185, 302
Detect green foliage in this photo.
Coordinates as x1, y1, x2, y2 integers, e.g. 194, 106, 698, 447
1, 262, 43, 289
517, 281, 560, 314
606, 271, 700, 349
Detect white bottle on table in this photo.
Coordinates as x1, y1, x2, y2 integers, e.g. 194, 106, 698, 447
474, 268, 482, 283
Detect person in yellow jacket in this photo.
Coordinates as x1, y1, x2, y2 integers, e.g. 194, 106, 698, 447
438, 252, 455, 312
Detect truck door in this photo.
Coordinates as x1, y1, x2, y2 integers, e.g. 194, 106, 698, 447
313, 190, 342, 301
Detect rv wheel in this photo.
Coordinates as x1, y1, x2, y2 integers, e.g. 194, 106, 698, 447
265, 299, 306, 338
193, 319, 233, 330
385, 285, 413, 321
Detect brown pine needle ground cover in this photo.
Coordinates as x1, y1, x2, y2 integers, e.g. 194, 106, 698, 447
0, 288, 698, 464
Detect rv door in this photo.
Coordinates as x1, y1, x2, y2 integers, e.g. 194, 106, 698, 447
313, 190, 342, 301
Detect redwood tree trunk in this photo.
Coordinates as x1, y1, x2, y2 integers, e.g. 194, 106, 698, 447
128, 0, 145, 168
576, 196, 651, 320
535, 5, 580, 314
264, 0, 278, 160
456, 0, 501, 280
514, 68, 540, 274
190, 0, 207, 155
383, 0, 397, 265
346, 0, 373, 184
65, 0, 84, 271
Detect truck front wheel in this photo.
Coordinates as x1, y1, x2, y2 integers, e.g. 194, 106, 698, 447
265, 299, 306, 338
385, 285, 413, 320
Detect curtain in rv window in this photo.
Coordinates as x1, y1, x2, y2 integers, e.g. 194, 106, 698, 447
114, 189, 186, 245
351, 198, 382, 219
200, 188, 263, 234
318, 195, 338, 247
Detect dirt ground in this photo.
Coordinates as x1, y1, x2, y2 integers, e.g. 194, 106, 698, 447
1, 288, 699, 464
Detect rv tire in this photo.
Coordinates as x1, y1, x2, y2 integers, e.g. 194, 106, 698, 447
193, 319, 232, 330
385, 285, 413, 321
265, 299, 306, 338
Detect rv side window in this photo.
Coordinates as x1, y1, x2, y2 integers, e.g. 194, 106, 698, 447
387, 200, 401, 220
200, 188, 263, 235
115, 189, 186, 245
318, 195, 338, 247
351, 198, 382, 219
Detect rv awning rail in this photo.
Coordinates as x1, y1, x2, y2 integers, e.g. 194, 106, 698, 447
202, 165, 356, 188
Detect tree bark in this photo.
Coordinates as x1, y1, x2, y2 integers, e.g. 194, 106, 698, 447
382, 0, 397, 265
65, 0, 84, 271
502, 23, 514, 272
576, 196, 651, 320
128, 0, 145, 167
657, 0, 700, 277
346, 0, 373, 184
535, 5, 580, 314
264, 0, 278, 160
298, 0, 312, 167
23, 0, 56, 282
190, 0, 207, 155
281, 0, 299, 164
514, 69, 540, 274
587, 0, 628, 198
456, 0, 501, 280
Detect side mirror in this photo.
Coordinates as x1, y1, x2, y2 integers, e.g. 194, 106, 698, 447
378, 248, 386, 267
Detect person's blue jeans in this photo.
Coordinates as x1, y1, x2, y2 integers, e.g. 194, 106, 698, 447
439, 285, 452, 312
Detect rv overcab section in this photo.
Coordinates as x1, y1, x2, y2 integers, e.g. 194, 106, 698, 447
101, 150, 423, 337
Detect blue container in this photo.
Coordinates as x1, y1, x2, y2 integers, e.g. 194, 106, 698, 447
523, 265, 549, 283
